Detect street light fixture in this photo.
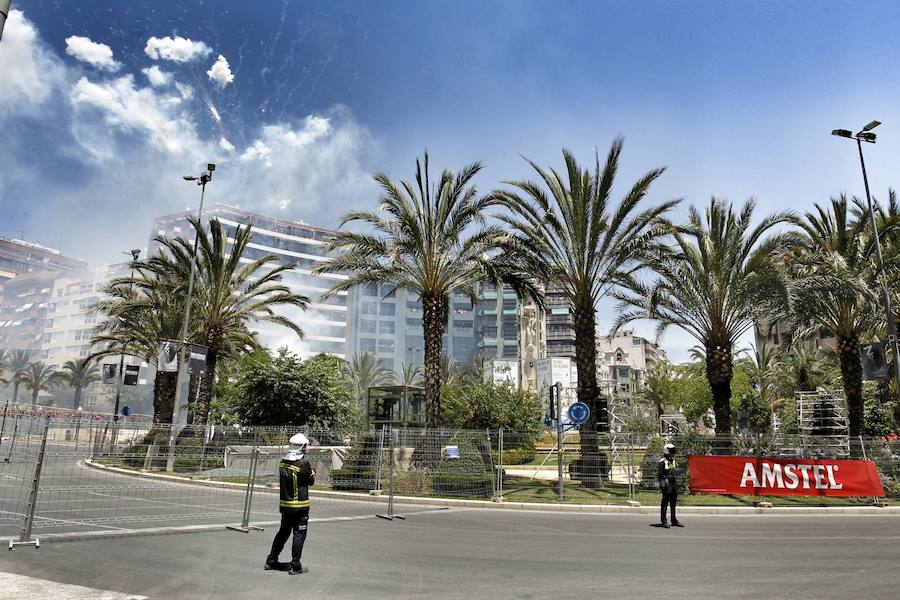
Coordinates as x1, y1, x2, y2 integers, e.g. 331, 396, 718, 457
832, 120, 900, 403
166, 163, 215, 471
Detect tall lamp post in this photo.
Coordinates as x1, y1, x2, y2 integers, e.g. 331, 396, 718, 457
832, 121, 900, 402
166, 163, 214, 471
112, 249, 141, 422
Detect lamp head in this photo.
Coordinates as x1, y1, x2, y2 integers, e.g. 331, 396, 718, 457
183, 175, 197, 181
831, 129, 853, 139
130, 249, 141, 260
857, 131, 877, 143
861, 120, 881, 132
207, 163, 216, 172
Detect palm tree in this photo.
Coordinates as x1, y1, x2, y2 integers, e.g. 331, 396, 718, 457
616, 198, 793, 442
637, 367, 672, 430
314, 153, 537, 428
492, 140, 677, 483
20, 362, 63, 406
6, 349, 34, 404
787, 195, 888, 437
396, 362, 423, 387
747, 338, 783, 427
343, 352, 394, 405
61, 357, 101, 410
103, 218, 309, 427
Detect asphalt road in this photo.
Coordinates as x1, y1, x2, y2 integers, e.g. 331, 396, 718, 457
2, 510, 899, 599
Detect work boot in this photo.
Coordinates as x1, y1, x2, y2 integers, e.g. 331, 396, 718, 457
660, 521, 670, 529
288, 563, 309, 575
672, 520, 684, 528
264, 559, 282, 571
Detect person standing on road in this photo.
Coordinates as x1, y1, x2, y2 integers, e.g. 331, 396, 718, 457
658, 442, 683, 528
266, 433, 315, 574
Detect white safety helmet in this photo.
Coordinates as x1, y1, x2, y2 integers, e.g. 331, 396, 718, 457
285, 433, 309, 460
664, 443, 675, 455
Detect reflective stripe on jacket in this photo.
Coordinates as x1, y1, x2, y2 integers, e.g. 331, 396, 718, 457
279, 458, 314, 511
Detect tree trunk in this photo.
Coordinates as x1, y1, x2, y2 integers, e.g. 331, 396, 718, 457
193, 347, 218, 428
73, 386, 82, 411
12, 382, 19, 404
153, 371, 177, 424
836, 333, 863, 438
31, 388, 38, 407
705, 338, 733, 453
573, 299, 605, 488
422, 293, 447, 429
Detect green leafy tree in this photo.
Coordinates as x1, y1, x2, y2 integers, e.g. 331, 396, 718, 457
343, 352, 394, 405
636, 366, 674, 429
7, 349, 34, 404
442, 376, 543, 438
492, 140, 677, 484
20, 362, 63, 406
226, 351, 360, 429
616, 198, 792, 442
787, 196, 888, 437
61, 357, 100, 410
314, 153, 537, 428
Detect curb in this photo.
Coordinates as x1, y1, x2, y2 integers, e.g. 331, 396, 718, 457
83, 460, 900, 516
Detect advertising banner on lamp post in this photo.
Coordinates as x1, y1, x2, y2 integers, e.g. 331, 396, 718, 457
688, 455, 884, 497
188, 344, 208, 375
101, 363, 118, 384
158, 340, 179, 373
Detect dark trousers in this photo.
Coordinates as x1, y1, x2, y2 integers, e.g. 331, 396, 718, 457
661, 490, 677, 523
268, 509, 309, 566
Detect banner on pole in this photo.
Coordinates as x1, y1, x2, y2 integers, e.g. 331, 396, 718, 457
101, 363, 118, 384
860, 342, 888, 381
123, 365, 140, 386
188, 344, 208, 375
158, 340, 179, 373
688, 455, 884, 497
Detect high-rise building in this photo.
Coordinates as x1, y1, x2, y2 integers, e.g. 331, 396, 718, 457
0, 237, 86, 283
150, 204, 349, 358
545, 286, 576, 359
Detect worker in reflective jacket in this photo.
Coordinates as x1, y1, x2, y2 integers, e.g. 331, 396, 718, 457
266, 433, 316, 574
657, 443, 683, 528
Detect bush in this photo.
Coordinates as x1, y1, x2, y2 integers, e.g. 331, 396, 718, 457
430, 436, 493, 498
499, 446, 534, 465
331, 433, 380, 491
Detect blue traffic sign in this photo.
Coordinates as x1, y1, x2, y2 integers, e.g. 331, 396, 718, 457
567, 402, 590, 425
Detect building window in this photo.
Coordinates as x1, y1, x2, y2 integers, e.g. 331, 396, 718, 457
379, 321, 395, 335
363, 284, 378, 297
377, 339, 395, 353
360, 338, 376, 352
361, 302, 378, 315
84, 315, 96, 325
360, 319, 377, 333
379, 303, 395, 316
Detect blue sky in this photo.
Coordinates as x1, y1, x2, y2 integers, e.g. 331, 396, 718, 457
2, 0, 900, 361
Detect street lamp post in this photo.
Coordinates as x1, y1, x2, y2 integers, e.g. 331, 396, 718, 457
165, 163, 214, 471
832, 121, 900, 402
112, 249, 141, 422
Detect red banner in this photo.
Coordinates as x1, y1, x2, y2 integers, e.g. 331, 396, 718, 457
688, 455, 885, 497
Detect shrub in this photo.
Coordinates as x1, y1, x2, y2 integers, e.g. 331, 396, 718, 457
499, 446, 534, 465
331, 433, 380, 491
431, 436, 493, 498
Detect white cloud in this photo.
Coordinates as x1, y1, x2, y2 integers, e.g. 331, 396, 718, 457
219, 137, 235, 152
206, 55, 234, 88
65, 35, 120, 71
174, 82, 194, 99
144, 35, 211, 63
70, 75, 198, 154
141, 65, 172, 87
0, 10, 65, 112
240, 140, 273, 167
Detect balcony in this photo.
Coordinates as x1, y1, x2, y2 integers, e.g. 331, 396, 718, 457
547, 329, 576, 342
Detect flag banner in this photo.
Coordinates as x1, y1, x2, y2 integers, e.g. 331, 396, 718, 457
688, 455, 884, 497
158, 340, 179, 373
101, 363, 118, 384
860, 342, 888, 380
123, 365, 140, 386
188, 344, 208, 375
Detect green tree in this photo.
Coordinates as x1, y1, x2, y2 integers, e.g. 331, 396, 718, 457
617, 198, 792, 442
6, 349, 34, 405
343, 352, 394, 405
395, 362, 423, 387
636, 367, 673, 429
443, 377, 543, 437
20, 362, 63, 406
61, 357, 100, 410
787, 196, 887, 437
314, 153, 537, 428
493, 140, 677, 484
226, 350, 360, 429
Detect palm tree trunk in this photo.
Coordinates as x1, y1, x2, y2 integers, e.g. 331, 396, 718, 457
422, 293, 447, 429
836, 333, 863, 438
12, 382, 19, 404
705, 339, 733, 453
73, 386, 82, 411
31, 389, 38, 407
193, 347, 218, 427
153, 371, 177, 424
574, 301, 604, 488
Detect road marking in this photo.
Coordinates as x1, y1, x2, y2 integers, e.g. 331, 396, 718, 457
0, 571, 147, 599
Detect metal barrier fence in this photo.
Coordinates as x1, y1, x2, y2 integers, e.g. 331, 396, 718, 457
2, 419, 898, 548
